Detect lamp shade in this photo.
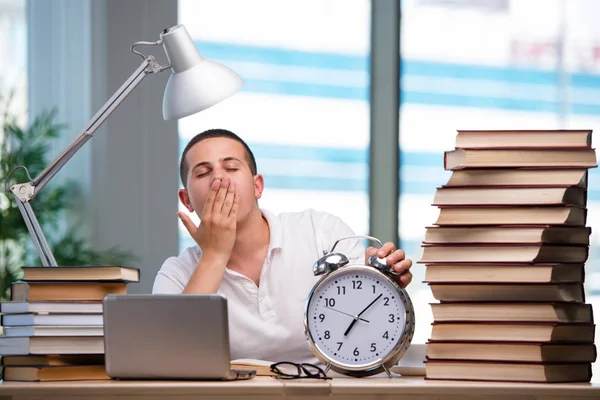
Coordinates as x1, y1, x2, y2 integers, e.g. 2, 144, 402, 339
160, 25, 244, 120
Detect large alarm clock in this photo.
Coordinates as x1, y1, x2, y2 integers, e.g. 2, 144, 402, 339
303, 235, 415, 378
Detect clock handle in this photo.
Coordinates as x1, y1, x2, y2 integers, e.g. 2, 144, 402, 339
328, 235, 383, 254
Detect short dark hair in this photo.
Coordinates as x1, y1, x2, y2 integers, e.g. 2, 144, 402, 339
179, 129, 258, 188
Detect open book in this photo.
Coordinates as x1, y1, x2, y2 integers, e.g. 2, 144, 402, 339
234, 353, 428, 378
231, 359, 276, 376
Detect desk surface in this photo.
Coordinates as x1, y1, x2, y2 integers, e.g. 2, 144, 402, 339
0, 376, 599, 400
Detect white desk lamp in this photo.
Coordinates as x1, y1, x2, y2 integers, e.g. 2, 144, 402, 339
4, 25, 243, 267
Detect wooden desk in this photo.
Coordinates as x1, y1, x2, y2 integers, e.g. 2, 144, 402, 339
0, 376, 599, 400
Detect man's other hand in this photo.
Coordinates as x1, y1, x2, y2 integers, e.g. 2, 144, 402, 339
365, 243, 413, 288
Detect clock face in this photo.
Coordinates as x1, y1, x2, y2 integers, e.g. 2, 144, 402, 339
305, 266, 407, 367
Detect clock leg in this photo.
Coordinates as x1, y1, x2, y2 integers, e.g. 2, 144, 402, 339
324, 363, 332, 374
382, 364, 393, 379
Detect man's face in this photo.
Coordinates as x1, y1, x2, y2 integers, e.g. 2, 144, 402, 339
179, 137, 262, 221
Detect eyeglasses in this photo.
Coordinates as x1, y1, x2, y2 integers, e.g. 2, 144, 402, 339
270, 361, 331, 380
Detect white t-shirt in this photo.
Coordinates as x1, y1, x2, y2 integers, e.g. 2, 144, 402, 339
152, 208, 364, 364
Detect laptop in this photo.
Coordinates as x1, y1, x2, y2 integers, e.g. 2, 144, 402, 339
102, 294, 256, 380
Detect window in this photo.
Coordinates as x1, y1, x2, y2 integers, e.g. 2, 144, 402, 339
0, 0, 27, 228
178, 0, 371, 252
0, 0, 27, 125
400, 0, 600, 380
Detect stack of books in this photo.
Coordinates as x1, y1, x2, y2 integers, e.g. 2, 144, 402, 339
0, 265, 139, 381
418, 129, 598, 383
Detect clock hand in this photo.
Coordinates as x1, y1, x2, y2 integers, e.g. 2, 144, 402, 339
343, 294, 383, 337
357, 293, 382, 318
343, 317, 358, 336
325, 306, 369, 323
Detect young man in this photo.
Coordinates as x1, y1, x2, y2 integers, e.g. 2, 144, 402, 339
153, 129, 413, 364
